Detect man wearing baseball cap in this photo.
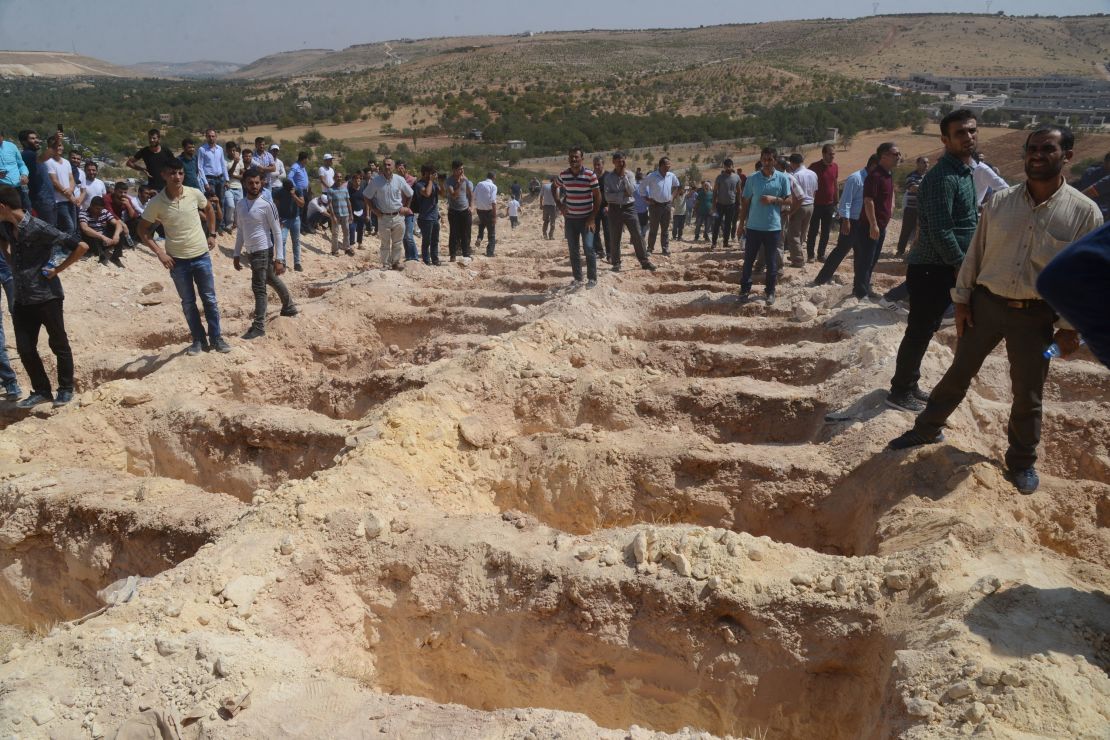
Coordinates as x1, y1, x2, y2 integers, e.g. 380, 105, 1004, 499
269, 143, 285, 200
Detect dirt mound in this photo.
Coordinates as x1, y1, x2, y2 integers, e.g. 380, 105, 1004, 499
0, 208, 1107, 739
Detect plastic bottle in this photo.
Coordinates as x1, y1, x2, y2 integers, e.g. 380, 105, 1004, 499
1044, 339, 1086, 359
40, 256, 59, 278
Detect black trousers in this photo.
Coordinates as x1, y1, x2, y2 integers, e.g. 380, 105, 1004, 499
897, 207, 919, 255
852, 225, 885, 298
890, 263, 956, 394
447, 209, 472, 258
806, 203, 836, 259
913, 287, 1056, 471
475, 209, 496, 255
814, 219, 861, 285
711, 202, 738, 246
13, 298, 73, 397
595, 205, 610, 258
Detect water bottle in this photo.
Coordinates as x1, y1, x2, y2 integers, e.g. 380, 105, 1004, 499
41, 256, 59, 278
1043, 339, 1086, 359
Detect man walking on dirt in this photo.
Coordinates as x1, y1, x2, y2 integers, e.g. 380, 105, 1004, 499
138, 159, 231, 356
601, 151, 656, 273
806, 144, 838, 262
540, 176, 558, 240
445, 160, 474, 259
711, 158, 742, 251
640, 156, 681, 256
889, 125, 1103, 495
554, 146, 601, 287
234, 168, 297, 340
785, 153, 817, 266
738, 147, 794, 306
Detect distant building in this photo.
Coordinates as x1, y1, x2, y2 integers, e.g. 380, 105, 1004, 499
467, 129, 483, 141
158, 113, 172, 124
507, 140, 527, 150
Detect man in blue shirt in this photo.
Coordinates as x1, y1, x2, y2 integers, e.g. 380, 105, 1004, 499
19, 130, 53, 224
813, 154, 878, 286
738, 147, 795, 305
0, 133, 29, 215
198, 128, 228, 230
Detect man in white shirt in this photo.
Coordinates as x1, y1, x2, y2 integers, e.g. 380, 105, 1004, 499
785, 153, 818, 266
43, 135, 79, 235
79, 161, 108, 210
233, 167, 297, 340
472, 171, 498, 256
362, 157, 414, 270
972, 156, 1008, 206
638, 156, 682, 255
269, 144, 286, 195
318, 154, 335, 191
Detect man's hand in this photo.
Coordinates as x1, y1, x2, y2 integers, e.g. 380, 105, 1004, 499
1052, 329, 1081, 358
207, 234, 217, 251
954, 302, 973, 338
585, 218, 595, 233
840, 220, 851, 235
759, 195, 778, 205
869, 225, 880, 240
273, 260, 285, 276
233, 256, 242, 271
43, 267, 58, 279
155, 250, 174, 270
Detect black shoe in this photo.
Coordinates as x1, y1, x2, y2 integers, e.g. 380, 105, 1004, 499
242, 326, 265, 340
110, 255, 123, 267
910, 386, 930, 403
888, 429, 944, 450
432, 260, 442, 266
662, 249, 670, 256
280, 305, 299, 317
294, 264, 303, 272
765, 292, 776, 306
1007, 467, 1039, 495
52, 389, 74, 407
98, 255, 110, 266
186, 340, 207, 356
886, 390, 926, 413
586, 280, 597, 288
642, 262, 657, 271
817, 256, 826, 263
611, 263, 621, 272
16, 392, 52, 409
212, 337, 232, 353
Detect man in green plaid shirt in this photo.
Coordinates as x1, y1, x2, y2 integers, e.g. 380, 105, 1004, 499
886, 109, 980, 413
327, 174, 354, 256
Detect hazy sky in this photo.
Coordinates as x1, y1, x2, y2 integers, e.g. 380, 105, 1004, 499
0, 0, 1105, 65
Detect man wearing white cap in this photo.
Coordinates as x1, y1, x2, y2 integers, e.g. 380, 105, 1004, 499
318, 154, 335, 192
362, 157, 413, 270
269, 144, 285, 200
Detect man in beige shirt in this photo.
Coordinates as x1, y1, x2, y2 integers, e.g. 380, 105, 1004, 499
889, 125, 1103, 494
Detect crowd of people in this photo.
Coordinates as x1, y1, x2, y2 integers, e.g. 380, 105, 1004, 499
0, 112, 1107, 494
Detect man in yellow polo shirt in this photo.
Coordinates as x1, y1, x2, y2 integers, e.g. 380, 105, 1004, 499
138, 158, 230, 355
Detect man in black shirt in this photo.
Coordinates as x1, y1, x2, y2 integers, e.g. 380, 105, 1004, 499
0, 184, 89, 408
126, 128, 176, 191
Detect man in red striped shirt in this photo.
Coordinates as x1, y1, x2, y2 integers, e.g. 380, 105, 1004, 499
553, 146, 601, 287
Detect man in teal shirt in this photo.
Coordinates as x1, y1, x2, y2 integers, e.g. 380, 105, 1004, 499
738, 147, 795, 306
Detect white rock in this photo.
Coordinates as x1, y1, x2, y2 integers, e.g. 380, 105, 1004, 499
630, 531, 650, 564
793, 301, 818, 322
833, 575, 850, 595
746, 546, 765, 562
885, 571, 912, 591
978, 668, 1001, 686
790, 573, 814, 587
999, 670, 1022, 687
226, 617, 248, 632
155, 637, 181, 657
574, 546, 597, 562
279, 536, 295, 555
458, 416, 493, 448
164, 601, 184, 618
599, 548, 620, 567
214, 657, 231, 678
945, 681, 974, 701
364, 512, 386, 540
963, 702, 987, 723
222, 576, 265, 613
904, 697, 937, 718
508, 304, 527, 316
667, 552, 692, 578
32, 708, 55, 725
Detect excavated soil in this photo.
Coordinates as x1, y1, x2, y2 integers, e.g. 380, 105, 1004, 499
0, 203, 1107, 740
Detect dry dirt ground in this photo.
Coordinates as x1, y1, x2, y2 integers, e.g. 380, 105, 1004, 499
0, 187, 1107, 739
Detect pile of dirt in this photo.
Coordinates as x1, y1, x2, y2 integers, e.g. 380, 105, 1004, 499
0, 202, 1106, 739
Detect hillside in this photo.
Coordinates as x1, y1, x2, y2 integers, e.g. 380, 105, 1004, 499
231, 14, 1110, 82
0, 50, 136, 78
126, 60, 243, 78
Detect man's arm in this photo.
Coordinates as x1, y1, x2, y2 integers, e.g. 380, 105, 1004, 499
78, 219, 100, 241
126, 153, 148, 176
200, 198, 216, 248
138, 215, 175, 269
267, 202, 284, 267
951, 207, 989, 337
863, 197, 879, 238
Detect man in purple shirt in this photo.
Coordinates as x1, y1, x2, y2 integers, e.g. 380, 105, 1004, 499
854, 142, 901, 299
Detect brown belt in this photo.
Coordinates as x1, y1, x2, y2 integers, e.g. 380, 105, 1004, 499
379, 211, 398, 216
980, 286, 1044, 309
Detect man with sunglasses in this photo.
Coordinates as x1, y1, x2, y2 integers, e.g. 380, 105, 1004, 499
889, 125, 1103, 495
886, 109, 980, 413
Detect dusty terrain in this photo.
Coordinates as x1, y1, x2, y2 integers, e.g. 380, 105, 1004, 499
0, 177, 1107, 739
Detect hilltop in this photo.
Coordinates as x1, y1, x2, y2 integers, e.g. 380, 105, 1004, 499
0, 50, 136, 78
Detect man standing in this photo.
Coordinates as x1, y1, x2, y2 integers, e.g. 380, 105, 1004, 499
0, 184, 89, 408
711, 158, 742, 250
0, 132, 29, 212
540, 176, 557, 240
785, 153, 818, 266
592, 155, 610, 260
633, 173, 649, 239
234, 169, 297, 340
854, 142, 902, 299
693, 180, 713, 242
738, 147, 793, 306
396, 161, 419, 261
472, 171, 498, 257
885, 111, 981, 412
327, 173, 355, 257
813, 155, 877, 286
288, 151, 310, 233
19, 131, 54, 225
363, 157, 414, 270
896, 156, 928, 256
806, 144, 839, 262
138, 159, 230, 356
444, 160, 473, 260
640, 157, 681, 256
198, 128, 228, 230
412, 163, 441, 265
275, 179, 304, 271
889, 126, 1102, 494
178, 139, 205, 191
43, 135, 79, 235
554, 146, 601, 287
601, 151, 655, 273
251, 138, 276, 194
126, 129, 176, 190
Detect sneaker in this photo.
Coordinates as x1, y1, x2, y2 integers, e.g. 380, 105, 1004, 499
432, 260, 442, 266
16, 393, 52, 409
52, 389, 73, 407
642, 262, 657, 271
294, 264, 303, 272
878, 297, 898, 310
98, 255, 110, 266
242, 326, 265, 340
3, 385, 21, 402
1007, 467, 1039, 495
586, 280, 597, 288
280, 305, 299, 317
345, 248, 355, 256
110, 255, 123, 268
611, 263, 621, 272
765, 292, 776, 306
212, 337, 232, 353
661, 249, 670, 256
885, 390, 926, 413
910, 386, 930, 403
186, 340, 207, 356
888, 428, 945, 450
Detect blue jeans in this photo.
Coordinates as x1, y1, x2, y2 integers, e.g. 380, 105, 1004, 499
0, 275, 17, 392
53, 201, 76, 235
741, 229, 781, 295
565, 217, 597, 282
281, 216, 302, 266
418, 218, 440, 264
223, 186, 242, 228
169, 253, 222, 344
403, 214, 418, 260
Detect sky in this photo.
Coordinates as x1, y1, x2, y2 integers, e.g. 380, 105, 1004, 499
0, 0, 1105, 65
